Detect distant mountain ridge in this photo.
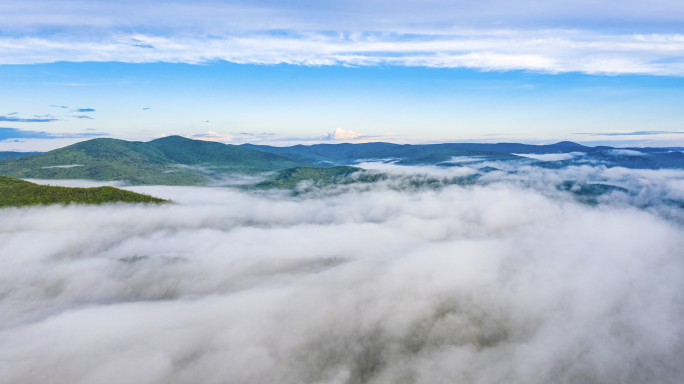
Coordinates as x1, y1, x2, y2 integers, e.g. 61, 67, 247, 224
241, 142, 521, 165
244, 141, 684, 170
3, 137, 684, 186
438, 141, 589, 154
0, 151, 42, 161
0, 136, 302, 185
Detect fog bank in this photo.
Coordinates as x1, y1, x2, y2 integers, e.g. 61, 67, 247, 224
3, 166, 684, 383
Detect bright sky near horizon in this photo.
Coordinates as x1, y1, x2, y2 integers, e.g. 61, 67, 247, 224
1, 0, 683, 150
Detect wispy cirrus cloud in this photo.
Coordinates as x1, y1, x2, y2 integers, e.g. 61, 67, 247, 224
71, 108, 95, 112
575, 131, 684, 136
0, 127, 108, 140
1, 0, 683, 75
0, 31, 683, 75
0, 115, 59, 122
2, 0, 683, 32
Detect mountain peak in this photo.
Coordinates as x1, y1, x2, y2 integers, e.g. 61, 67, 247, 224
550, 141, 584, 147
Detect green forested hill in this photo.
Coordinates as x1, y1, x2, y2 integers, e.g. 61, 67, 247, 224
0, 136, 303, 185
0, 176, 167, 207
254, 166, 364, 189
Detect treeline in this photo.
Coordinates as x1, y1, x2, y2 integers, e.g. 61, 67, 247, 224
0, 176, 167, 207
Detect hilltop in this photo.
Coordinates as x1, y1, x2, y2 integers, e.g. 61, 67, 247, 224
0, 176, 167, 207
0, 136, 302, 185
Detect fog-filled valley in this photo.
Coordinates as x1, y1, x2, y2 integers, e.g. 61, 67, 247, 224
5, 0, 684, 379
2, 162, 684, 384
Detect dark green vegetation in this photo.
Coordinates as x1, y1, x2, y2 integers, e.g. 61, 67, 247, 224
557, 181, 628, 196
253, 165, 487, 192
557, 181, 629, 205
242, 142, 521, 166
0, 151, 42, 160
0, 176, 167, 207
254, 166, 364, 189
0, 136, 302, 185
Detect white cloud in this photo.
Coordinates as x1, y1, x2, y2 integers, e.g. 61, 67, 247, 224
0, 30, 683, 75
40, 164, 83, 169
2, 164, 684, 383
608, 149, 647, 156
2, 0, 684, 32
323, 127, 366, 140
187, 131, 234, 142
513, 153, 578, 161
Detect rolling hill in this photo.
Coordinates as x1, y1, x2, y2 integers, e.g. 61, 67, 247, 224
0, 136, 303, 185
0, 176, 167, 207
241, 142, 521, 165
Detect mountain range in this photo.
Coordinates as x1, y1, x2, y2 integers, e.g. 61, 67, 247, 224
0, 136, 302, 185
2, 137, 684, 186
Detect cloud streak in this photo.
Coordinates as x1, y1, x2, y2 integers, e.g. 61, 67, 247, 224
0, 127, 108, 140
1, 31, 683, 75
2, 0, 684, 31
0, 115, 59, 122
575, 131, 684, 136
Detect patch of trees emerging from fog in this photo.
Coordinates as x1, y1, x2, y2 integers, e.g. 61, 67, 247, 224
0, 176, 167, 207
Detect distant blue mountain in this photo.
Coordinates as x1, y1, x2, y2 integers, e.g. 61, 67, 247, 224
0, 151, 42, 161
243, 142, 684, 170
438, 142, 588, 154
549, 141, 585, 147
242, 142, 520, 165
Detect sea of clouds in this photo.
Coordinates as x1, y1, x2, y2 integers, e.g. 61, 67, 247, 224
2, 163, 684, 384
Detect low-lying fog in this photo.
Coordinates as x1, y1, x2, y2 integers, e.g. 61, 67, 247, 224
4, 163, 684, 384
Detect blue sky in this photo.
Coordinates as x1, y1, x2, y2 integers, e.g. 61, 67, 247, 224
1, 0, 683, 150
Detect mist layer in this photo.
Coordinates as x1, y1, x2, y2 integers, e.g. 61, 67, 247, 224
1, 165, 684, 384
